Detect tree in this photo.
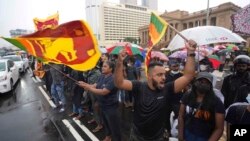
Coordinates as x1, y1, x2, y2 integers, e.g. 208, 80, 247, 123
123, 37, 138, 44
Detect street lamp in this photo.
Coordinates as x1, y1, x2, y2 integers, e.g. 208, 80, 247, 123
206, 0, 210, 25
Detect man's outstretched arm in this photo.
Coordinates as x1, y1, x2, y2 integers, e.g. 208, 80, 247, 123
174, 40, 197, 93
114, 49, 133, 91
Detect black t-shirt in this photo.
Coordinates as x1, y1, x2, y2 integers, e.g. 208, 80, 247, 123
181, 93, 225, 138
131, 81, 174, 140
126, 65, 137, 80
165, 72, 184, 105
96, 74, 118, 108
221, 72, 250, 108
226, 104, 250, 124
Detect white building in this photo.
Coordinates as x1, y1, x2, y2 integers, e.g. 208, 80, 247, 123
85, 1, 156, 47
99, 2, 156, 46
85, 0, 102, 41
141, 0, 158, 10
120, 0, 137, 5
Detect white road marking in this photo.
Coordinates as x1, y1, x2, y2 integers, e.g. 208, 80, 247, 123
32, 77, 38, 83
38, 86, 56, 108
37, 79, 97, 141
62, 119, 84, 141
36, 76, 42, 82
73, 119, 99, 141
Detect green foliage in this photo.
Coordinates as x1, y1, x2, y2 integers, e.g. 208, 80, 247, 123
124, 37, 138, 44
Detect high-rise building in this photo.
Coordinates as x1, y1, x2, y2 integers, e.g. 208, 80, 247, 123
99, 2, 155, 46
86, 1, 155, 47
141, 0, 157, 10
9, 29, 33, 37
120, 0, 137, 5
85, 0, 102, 40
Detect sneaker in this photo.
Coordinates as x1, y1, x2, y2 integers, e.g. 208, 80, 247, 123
59, 101, 62, 105
59, 107, 65, 112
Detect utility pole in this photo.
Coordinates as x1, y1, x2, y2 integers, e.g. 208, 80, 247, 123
206, 0, 210, 25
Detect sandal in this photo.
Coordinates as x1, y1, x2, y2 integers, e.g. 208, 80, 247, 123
75, 115, 84, 120
92, 125, 103, 133
68, 112, 78, 117
88, 119, 96, 124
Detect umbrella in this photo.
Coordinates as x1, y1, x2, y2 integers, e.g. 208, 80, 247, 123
181, 46, 212, 56
226, 44, 239, 51
217, 49, 231, 55
232, 33, 246, 42
99, 47, 107, 54
106, 42, 143, 56
167, 26, 244, 51
168, 50, 204, 61
208, 55, 222, 69
214, 45, 226, 51
151, 51, 169, 61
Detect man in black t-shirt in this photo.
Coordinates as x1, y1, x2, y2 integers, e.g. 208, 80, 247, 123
114, 40, 197, 140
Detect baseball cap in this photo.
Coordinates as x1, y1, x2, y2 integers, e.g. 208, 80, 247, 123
169, 60, 179, 66
196, 72, 213, 84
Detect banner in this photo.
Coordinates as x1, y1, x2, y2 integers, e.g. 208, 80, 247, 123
231, 4, 250, 36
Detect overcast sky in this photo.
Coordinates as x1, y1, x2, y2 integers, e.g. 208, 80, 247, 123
0, 0, 249, 46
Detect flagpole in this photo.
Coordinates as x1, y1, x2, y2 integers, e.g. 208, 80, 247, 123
48, 64, 79, 84
167, 24, 189, 42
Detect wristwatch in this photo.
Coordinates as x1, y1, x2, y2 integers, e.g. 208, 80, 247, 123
187, 53, 196, 57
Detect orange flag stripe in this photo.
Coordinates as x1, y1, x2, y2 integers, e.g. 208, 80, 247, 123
149, 23, 160, 42
17, 39, 35, 56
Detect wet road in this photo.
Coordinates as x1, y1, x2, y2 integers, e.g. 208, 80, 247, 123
0, 72, 60, 141
0, 71, 134, 141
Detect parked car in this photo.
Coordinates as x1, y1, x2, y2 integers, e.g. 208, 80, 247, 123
2, 55, 28, 73
0, 59, 19, 94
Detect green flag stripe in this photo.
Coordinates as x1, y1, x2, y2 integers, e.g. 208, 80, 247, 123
2, 38, 27, 51
150, 13, 164, 34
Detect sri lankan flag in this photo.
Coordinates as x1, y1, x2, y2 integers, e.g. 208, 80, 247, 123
148, 12, 168, 46
33, 12, 59, 31
1, 20, 101, 71
145, 12, 168, 75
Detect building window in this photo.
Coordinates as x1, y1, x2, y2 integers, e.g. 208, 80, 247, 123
202, 19, 206, 25
170, 23, 174, 39
189, 22, 193, 28
195, 20, 200, 26
183, 23, 187, 30
175, 23, 178, 30
210, 17, 216, 26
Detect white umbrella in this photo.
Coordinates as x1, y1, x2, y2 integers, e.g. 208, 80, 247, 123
232, 33, 246, 42
167, 26, 244, 51
99, 47, 107, 54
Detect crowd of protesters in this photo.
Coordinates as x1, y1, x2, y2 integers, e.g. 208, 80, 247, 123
30, 39, 250, 141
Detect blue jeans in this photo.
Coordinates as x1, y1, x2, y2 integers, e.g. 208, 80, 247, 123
184, 128, 208, 141
73, 104, 84, 116
119, 90, 125, 102
51, 82, 65, 106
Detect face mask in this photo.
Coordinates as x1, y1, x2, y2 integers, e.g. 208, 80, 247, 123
171, 70, 179, 74
200, 65, 208, 71
246, 94, 250, 103
194, 80, 211, 94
